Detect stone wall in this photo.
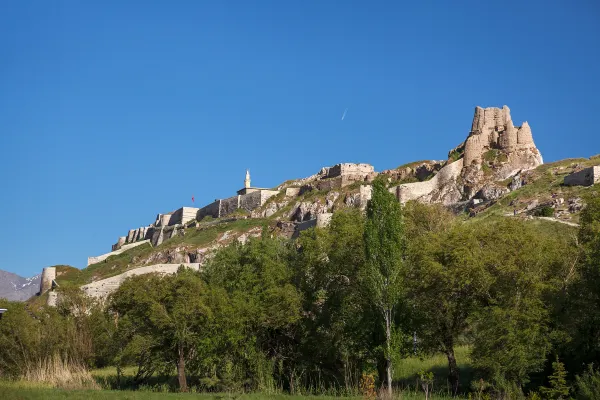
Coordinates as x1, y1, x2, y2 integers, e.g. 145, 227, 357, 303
463, 106, 542, 168
149, 225, 185, 247
564, 166, 600, 186
198, 190, 280, 219
326, 163, 375, 178
169, 207, 199, 226
390, 158, 464, 204
88, 240, 150, 266
81, 263, 202, 300
220, 196, 240, 217
239, 191, 262, 212
39, 267, 56, 295
198, 200, 221, 220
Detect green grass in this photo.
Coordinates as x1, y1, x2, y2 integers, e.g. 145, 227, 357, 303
393, 345, 473, 394
53, 219, 270, 287
0, 380, 463, 399
474, 157, 600, 222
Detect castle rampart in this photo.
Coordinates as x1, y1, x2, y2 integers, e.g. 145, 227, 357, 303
88, 240, 150, 266
564, 166, 600, 186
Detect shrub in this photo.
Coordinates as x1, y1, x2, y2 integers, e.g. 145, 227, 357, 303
576, 364, 600, 400
534, 206, 555, 217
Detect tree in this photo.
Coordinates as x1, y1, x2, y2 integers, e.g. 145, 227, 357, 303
203, 236, 302, 391
469, 219, 566, 394
363, 177, 407, 396
540, 356, 571, 400
562, 193, 600, 376
405, 202, 489, 395
291, 209, 377, 391
110, 267, 211, 391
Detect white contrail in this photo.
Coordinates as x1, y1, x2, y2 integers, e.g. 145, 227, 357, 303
341, 108, 348, 121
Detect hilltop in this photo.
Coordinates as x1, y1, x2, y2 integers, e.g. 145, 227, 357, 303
30, 105, 599, 305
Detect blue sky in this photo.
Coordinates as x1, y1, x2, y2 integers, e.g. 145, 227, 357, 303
1, 1, 599, 277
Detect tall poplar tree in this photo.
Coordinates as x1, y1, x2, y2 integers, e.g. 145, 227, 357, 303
363, 178, 407, 396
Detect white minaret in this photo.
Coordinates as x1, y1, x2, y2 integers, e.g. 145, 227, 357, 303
244, 169, 251, 188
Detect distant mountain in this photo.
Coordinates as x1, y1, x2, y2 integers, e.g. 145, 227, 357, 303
0, 270, 40, 301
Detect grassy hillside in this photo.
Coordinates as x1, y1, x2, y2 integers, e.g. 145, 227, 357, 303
474, 156, 600, 222
55, 218, 270, 287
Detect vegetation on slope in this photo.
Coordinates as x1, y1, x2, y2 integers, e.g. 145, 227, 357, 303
476, 156, 600, 222
7, 196, 600, 399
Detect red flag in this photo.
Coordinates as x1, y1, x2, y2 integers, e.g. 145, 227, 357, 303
192, 196, 195, 203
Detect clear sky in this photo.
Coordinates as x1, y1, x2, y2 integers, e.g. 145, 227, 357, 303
1, 1, 599, 277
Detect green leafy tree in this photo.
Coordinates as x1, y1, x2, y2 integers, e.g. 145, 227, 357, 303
291, 209, 377, 391
405, 202, 489, 395
470, 219, 566, 394
563, 193, 600, 375
110, 267, 211, 391
203, 236, 301, 391
363, 177, 407, 396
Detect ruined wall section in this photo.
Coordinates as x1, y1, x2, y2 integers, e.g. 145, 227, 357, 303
198, 200, 221, 220
88, 240, 150, 266
169, 207, 199, 226
564, 166, 600, 186
81, 263, 202, 300
220, 196, 240, 217
390, 158, 464, 204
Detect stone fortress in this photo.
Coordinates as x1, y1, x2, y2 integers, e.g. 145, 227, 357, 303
40, 105, 597, 304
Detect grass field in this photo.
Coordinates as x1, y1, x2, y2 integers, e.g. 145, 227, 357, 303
0, 347, 472, 399
0, 382, 461, 400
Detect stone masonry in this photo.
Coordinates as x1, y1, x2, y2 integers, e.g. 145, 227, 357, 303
88, 240, 151, 266
564, 166, 600, 186
81, 263, 201, 300
464, 106, 543, 170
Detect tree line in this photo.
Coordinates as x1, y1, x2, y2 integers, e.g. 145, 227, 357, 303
1, 178, 600, 398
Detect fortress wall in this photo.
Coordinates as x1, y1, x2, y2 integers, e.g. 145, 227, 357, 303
39, 267, 56, 295
220, 196, 240, 217
239, 191, 262, 212
564, 166, 600, 186
198, 200, 221, 220
392, 158, 464, 203
87, 240, 150, 266
112, 236, 127, 251
81, 263, 202, 300
260, 190, 279, 204
169, 207, 200, 226
285, 187, 300, 197
327, 163, 374, 178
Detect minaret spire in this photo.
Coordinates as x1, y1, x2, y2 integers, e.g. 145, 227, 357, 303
244, 169, 251, 188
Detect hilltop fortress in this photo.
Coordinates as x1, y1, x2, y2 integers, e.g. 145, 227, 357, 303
42, 105, 600, 304
81, 105, 545, 272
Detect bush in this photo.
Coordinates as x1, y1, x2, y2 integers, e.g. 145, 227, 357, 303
576, 364, 600, 400
534, 206, 555, 217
